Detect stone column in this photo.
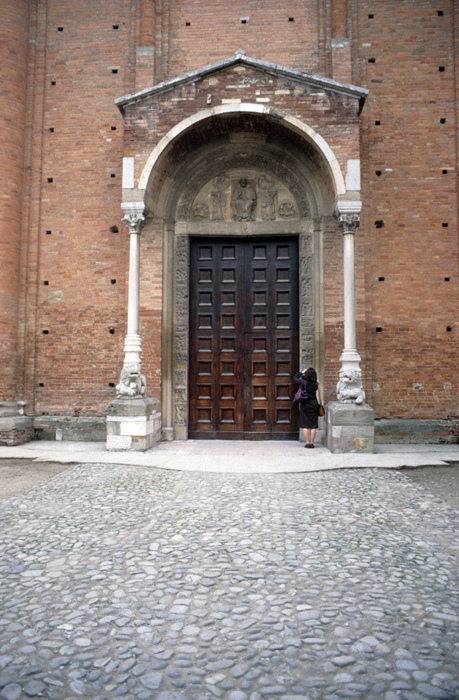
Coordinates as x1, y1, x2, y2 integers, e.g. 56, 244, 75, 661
335, 203, 362, 376
324, 201, 374, 453
106, 202, 161, 451
122, 205, 146, 368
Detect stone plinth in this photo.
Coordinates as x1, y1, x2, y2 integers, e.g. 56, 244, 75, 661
106, 397, 161, 451
324, 401, 374, 453
0, 416, 33, 446
0, 402, 33, 446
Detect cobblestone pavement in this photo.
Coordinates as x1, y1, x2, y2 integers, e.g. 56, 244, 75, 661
0, 464, 458, 700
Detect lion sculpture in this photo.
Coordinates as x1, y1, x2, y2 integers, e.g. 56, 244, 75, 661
116, 363, 146, 399
336, 368, 365, 405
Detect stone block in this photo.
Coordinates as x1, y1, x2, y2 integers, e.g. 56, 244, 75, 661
33, 416, 107, 441
324, 401, 374, 453
106, 397, 161, 451
0, 416, 33, 446
375, 418, 459, 444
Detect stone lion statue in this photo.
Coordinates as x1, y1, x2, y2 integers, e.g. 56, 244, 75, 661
116, 363, 146, 399
336, 368, 365, 405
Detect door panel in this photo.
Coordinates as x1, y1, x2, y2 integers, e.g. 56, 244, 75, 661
189, 237, 299, 439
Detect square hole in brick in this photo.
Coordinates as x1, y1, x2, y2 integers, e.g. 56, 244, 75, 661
375, 120, 381, 125
442, 223, 448, 227
445, 277, 450, 282
288, 17, 294, 21
374, 220, 384, 228
442, 169, 448, 174
49, 127, 54, 132
368, 57, 376, 63
376, 327, 383, 333
43, 281, 49, 286
111, 279, 116, 284
378, 277, 385, 282
438, 10, 444, 16
46, 230, 52, 235
375, 171, 382, 176
47, 177, 53, 183
439, 66, 445, 72
440, 118, 446, 123
446, 326, 452, 332
185, 21, 190, 26
113, 24, 119, 29
368, 14, 374, 18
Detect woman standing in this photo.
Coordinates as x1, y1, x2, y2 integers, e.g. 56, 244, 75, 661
293, 367, 320, 448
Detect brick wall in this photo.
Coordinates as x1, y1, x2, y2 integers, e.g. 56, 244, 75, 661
0, 0, 30, 400
355, 0, 458, 418
1, 0, 456, 428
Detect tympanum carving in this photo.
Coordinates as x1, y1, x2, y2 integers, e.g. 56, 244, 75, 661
231, 178, 257, 221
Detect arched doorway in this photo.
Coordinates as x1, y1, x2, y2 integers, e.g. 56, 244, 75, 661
135, 106, 346, 441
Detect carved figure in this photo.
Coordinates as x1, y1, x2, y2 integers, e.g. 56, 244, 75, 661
214, 174, 230, 190
211, 190, 225, 220
260, 190, 277, 220
278, 202, 296, 218
336, 368, 365, 405
258, 174, 274, 190
116, 363, 146, 399
192, 202, 209, 220
231, 178, 257, 221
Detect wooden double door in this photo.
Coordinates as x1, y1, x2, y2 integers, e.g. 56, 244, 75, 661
189, 237, 299, 439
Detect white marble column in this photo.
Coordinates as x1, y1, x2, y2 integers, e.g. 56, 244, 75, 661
121, 203, 148, 369
335, 202, 362, 375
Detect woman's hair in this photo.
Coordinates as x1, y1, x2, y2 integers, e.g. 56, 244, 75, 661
304, 367, 317, 382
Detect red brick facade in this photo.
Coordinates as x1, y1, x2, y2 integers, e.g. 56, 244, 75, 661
0, 0, 457, 441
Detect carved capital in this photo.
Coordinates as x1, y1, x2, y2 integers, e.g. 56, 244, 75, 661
337, 213, 360, 235
122, 212, 146, 235
121, 202, 149, 234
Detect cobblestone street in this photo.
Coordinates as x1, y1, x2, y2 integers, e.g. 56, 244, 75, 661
1, 463, 458, 700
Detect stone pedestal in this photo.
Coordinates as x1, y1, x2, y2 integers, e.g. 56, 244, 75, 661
106, 397, 161, 451
324, 401, 374, 453
0, 402, 33, 446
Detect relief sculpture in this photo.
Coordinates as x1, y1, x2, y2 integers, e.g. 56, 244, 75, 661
211, 190, 225, 220
260, 190, 277, 220
231, 178, 257, 221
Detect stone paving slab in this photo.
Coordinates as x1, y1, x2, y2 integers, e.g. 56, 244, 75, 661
0, 463, 459, 700
1, 440, 459, 474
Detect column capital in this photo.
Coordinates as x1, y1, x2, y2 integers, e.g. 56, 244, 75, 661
337, 212, 360, 235
121, 202, 149, 234
334, 201, 362, 234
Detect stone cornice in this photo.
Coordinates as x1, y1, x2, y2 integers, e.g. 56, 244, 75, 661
115, 49, 368, 111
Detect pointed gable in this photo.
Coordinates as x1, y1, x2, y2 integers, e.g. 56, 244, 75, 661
116, 49, 368, 111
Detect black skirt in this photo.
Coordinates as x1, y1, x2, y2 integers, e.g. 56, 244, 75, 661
298, 398, 319, 429
294, 375, 319, 429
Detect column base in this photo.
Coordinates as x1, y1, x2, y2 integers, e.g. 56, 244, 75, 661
106, 397, 161, 451
324, 401, 374, 453
0, 416, 34, 446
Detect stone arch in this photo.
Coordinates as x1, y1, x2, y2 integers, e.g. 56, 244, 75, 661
138, 104, 346, 219
134, 106, 350, 440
